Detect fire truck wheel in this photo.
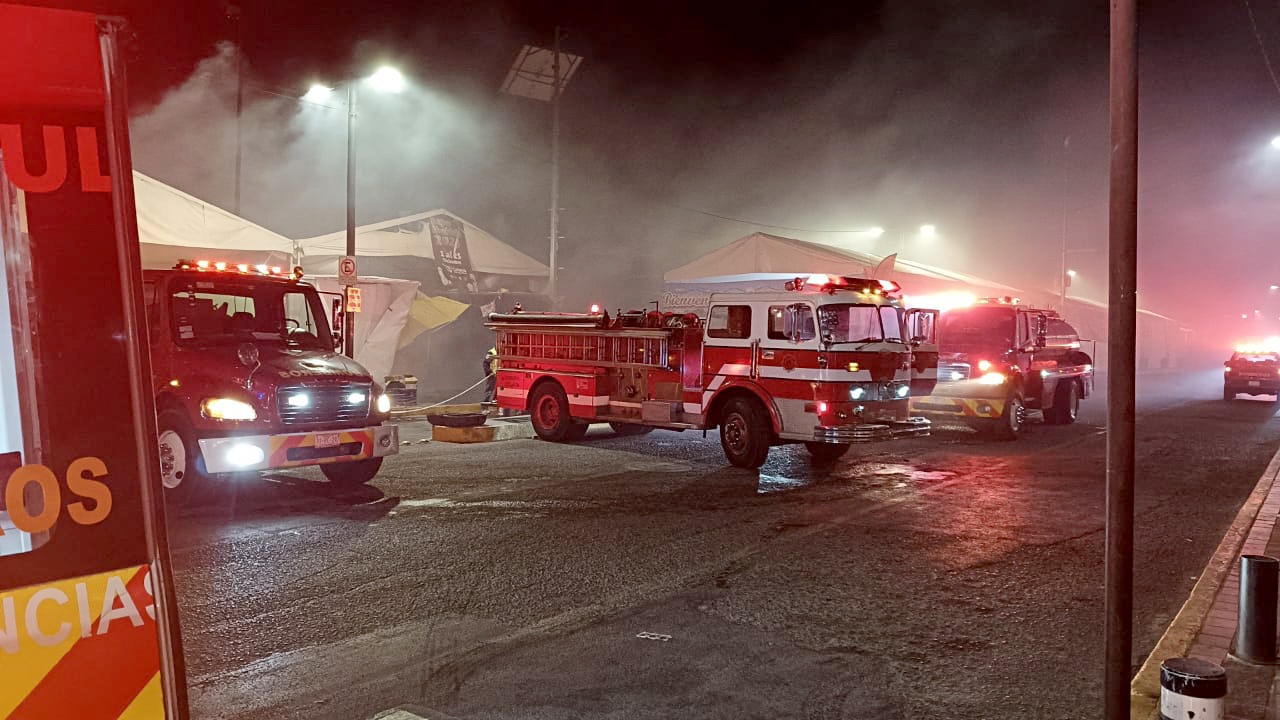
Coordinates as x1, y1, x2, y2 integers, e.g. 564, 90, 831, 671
720, 397, 771, 469
990, 391, 1026, 441
157, 409, 209, 502
1045, 380, 1080, 425
1224, 387, 1235, 401
529, 382, 584, 442
609, 422, 654, 437
804, 442, 850, 463
321, 458, 383, 487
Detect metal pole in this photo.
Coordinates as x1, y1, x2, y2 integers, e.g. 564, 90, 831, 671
549, 25, 561, 303
344, 84, 356, 358
1235, 554, 1279, 663
1060, 135, 1069, 309
1104, 0, 1139, 717
228, 3, 243, 215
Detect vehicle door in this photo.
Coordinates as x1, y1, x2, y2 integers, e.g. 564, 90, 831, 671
905, 308, 939, 397
1016, 310, 1047, 397
702, 303, 756, 385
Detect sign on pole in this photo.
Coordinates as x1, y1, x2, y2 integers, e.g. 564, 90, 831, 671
346, 286, 362, 313
0, 5, 187, 718
338, 255, 357, 285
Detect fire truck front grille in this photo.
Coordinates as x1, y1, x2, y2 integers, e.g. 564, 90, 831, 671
276, 383, 372, 425
938, 363, 971, 381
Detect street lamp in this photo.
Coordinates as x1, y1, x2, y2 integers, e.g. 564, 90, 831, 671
919, 224, 937, 238
1270, 136, 1280, 150
302, 65, 404, 357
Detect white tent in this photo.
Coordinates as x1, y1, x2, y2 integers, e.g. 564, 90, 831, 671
296, 210, 549, 279
133, 171, 294, 268
662, 232, 1022, 313
307, 276, 420, 384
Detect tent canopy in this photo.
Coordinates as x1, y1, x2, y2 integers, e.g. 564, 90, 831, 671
133, 171, 294, 264
296, 210, 549, 278
664, 232, 1021, 296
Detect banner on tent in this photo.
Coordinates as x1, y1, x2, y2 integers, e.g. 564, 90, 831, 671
428, 215, 477, 292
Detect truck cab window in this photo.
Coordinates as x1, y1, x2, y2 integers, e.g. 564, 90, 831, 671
708, 305, 752, 339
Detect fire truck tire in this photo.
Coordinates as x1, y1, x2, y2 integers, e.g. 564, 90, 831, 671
1045, 380, 1080, 425
529, 382, 585, 442
321, 457, 383, 487
609, 422, 654, 436
156, 409, 209, 503
720, 397, 771, 469
1224, 387, 1235, 401
990, 391, 1026, 441
804, 442, 850, 463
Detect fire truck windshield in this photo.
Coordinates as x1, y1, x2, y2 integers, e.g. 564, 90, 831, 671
170, 281, 332, 350
817, 304, 904, 345
937, 305, 1015, 351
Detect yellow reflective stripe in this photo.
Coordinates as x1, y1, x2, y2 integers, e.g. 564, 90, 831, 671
116, 671, 164, 720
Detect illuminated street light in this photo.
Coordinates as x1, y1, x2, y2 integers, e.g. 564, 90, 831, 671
368, 66, 406, 93
1271, 136, 1280, 150
1067, 269, 1077, 278
303, 84, 334, 104
300, 65, 405, 357
919, 224, 937, 238
1271, 284, 1279, 291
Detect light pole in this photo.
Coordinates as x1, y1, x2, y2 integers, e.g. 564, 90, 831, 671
303, 66, 404, 357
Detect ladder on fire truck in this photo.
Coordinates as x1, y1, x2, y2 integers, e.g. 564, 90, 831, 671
495, 327, 672, 369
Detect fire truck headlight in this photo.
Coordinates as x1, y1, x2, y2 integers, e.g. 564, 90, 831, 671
286, 393, 311, 408
895, 384, 910, 398
202, 397, 258, 421
950, 371, 964, 381
977, 372, 1007, 386
977, 359, 992, 373
226, 443, 265, 467
850, 386, 866, 401
376, 393, 392, 414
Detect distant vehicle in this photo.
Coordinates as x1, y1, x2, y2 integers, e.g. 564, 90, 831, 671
1223, 349, 1280, 401
486, 275, 937, 468
144, 261, 399, 500
909, 297, 1094, 439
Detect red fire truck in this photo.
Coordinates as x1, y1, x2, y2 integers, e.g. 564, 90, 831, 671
487, 275, 937, 468
909, 297, 1094, 438
144, 261, 399, 499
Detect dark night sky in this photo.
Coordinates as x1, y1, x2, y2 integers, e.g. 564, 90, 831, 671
19, 0, 1280, 344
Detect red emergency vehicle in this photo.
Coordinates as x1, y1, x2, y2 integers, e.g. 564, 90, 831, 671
487, 275, 936, 468
144, 261, 398, 499
1224, 346, 1280, 400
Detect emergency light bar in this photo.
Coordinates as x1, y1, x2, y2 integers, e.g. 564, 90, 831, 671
785, 275, 901, 297
976, 296, 1021, 305
174, 259, 295, 278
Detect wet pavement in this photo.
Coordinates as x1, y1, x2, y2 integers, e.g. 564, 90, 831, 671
167, 368, 1280, 719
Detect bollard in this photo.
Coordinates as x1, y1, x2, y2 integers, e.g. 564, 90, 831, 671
1160, 658, 1226, 720
1235, 554, 1279, 663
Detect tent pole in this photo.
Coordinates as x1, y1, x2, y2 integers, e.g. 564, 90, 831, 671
549, 25, 561, 304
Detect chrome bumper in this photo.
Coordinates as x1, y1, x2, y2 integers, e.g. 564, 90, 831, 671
813, 417, 931, 444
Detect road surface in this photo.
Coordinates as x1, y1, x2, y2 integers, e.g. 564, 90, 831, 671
168, 367, 1280, 719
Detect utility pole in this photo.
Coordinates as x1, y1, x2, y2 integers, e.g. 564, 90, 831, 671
227, 2, 244, 215
344, 84, 357, 357
1060, 135, 1070, 309
548, 25, 562, 302
1104, 0, 1139, 717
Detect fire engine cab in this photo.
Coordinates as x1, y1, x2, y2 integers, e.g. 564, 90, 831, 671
144, 261, 399, 499
1224, 344, 1280, 400
487, 275, 936, 468
909, 297, 1094, 438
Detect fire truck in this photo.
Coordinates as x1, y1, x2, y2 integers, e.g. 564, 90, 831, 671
487, 275, 937, 468
1223, 346, 1280, 400
908, 297, 1094, 439
144, 261, 399, 499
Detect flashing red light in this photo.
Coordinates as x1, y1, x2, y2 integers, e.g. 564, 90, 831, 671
818, 401, 828, 413
270, 266, 283, 274
236, 263, 250, 273
196, 260, 210, 269
808, 274, 832, 287
590, 304, 601, 314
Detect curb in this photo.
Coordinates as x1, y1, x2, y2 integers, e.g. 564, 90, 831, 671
1129, 444, 1280, 718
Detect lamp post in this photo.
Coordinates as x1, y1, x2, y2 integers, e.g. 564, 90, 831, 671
303, 66, 404, 357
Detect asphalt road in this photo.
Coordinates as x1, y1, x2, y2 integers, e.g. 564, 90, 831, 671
169, 367, 1280, 720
